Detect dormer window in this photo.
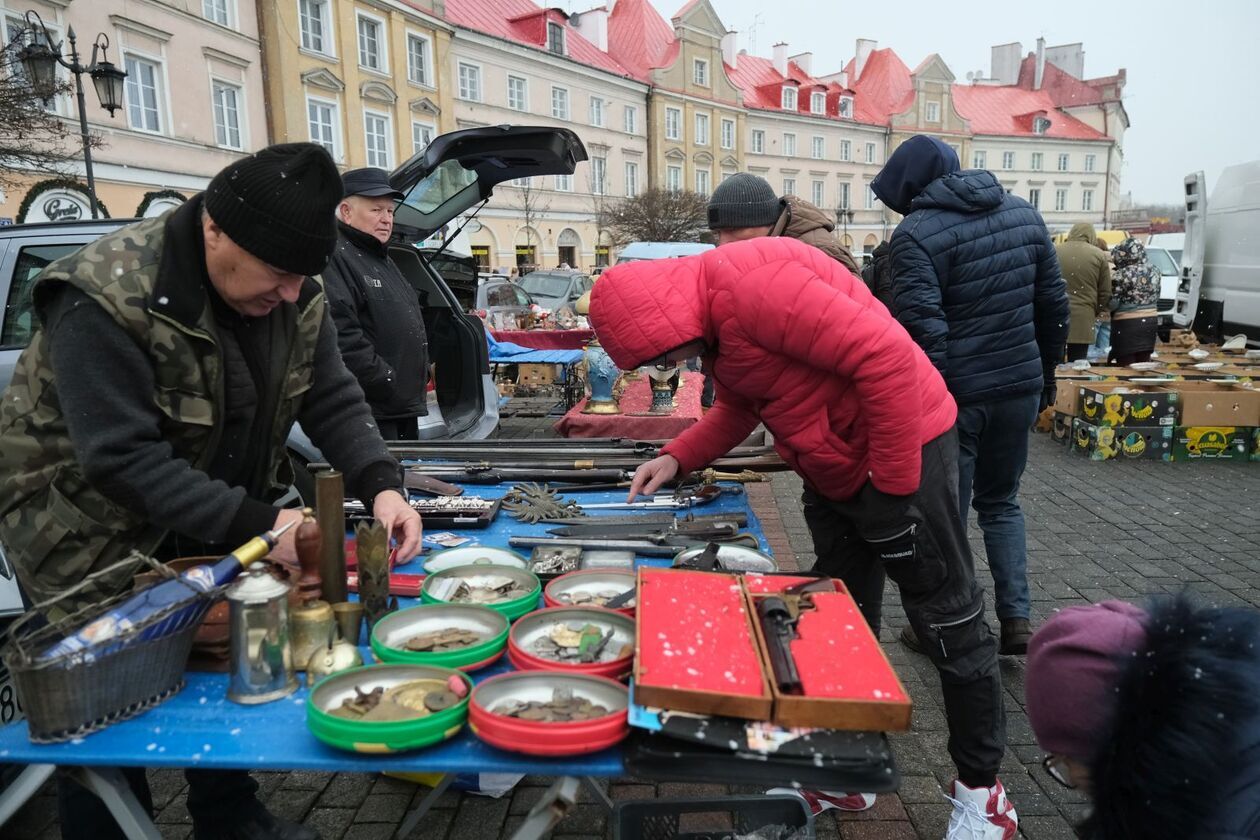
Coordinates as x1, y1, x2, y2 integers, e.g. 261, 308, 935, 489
810, 91, 825, 114
781, 85, 798, 110
925, 101, 940, 122
547, 21, 565, 55
1033, 115, 1052, 134
694, 58, 709, 86
839, 96, 853, 118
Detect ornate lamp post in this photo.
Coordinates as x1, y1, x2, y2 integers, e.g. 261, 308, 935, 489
835, 206, 854, 246
17, 10, 127, 220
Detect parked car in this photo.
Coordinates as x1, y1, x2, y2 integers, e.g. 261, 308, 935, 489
1147, 232, 1184, 266
518, 269, 592, 311
474, 277, 535, 327
1146, 245, 1182, 320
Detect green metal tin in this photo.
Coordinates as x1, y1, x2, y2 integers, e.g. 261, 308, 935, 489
419, 565, 541, 621
371, 604, 510, 671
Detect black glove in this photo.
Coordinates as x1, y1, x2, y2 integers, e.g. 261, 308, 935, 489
1039, 383, 1056, 414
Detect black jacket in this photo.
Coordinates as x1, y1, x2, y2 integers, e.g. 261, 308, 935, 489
323, 222, 428, 418
861, 241, 895, 311
872, 139, 1068, 405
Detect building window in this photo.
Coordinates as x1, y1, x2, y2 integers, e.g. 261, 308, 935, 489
624, 105, 637, 134
457, 62, 481, 101
306, 97, 338, 158
783, 178, 796, 196
551, 86, 569, 119
1084, 153, 1096, 173
696, 168, 710, 196
783, 133, 796, 157
555, 173, 573, 191
781, 86, 797, 110
412, 121, 434, 154
1058, 153, 1070, 172
839, 139, 851, 161
811, 180, 824, 207
972, 150, 986, 169
356, 14, 383, 71
925, 101, 940, 122
839, 96, 853, 118
590, 97, 604, 127
625, 162, 638, 197
1029, 187, 1041, 209
1002, 151, 1015, 169
695, 113, 709, 146
1082, 189, 1094, 212
1033, 116, 1051, 134
666, 165, 681, 193
407, 34, 431, 86
364, 111, 392, 168
720, 118, 735, 150
1031, 152, 1043, 171
811, 136, 824, 160
865, 142, 876, 164
751, 129, 765, 154
298, 0, 330, 54
203, 0, 230, 26
124, 55, 163, 133
1055, 189, 1068, 211
811, 91, 825, 114
547, 21, 565, 55
865, 183, 875, 210
839, 182, 850, 209
591, 156, 607, 195
665, 107, 681, 140
507, 75, 528, 112
694, 58, 708, 86
211, 80, 242, 149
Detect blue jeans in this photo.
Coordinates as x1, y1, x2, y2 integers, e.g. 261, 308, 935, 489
956, 394, 1039, 621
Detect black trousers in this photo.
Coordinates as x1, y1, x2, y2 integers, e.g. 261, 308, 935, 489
376, 416, 420, 440
57, 767, 260, 839
1065, 342, 1092, 362
803, 429, 1005, 788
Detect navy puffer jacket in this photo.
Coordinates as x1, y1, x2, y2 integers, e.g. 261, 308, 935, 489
873, 137, 1068, 405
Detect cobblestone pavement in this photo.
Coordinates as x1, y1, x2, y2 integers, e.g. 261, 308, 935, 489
9, 411, 1260, 839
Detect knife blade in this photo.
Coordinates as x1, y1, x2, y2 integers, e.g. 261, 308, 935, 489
546, 521, 741, 538
536, 511, 749, 527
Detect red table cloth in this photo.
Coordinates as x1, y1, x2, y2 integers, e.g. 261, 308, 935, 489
554, 371, 705, 439
490, 329, 594, 350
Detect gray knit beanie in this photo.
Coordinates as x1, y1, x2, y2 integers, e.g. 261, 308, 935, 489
707, 173, 782, 230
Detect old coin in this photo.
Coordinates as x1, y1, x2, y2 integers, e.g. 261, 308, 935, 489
387, 679, 450, 712
423, 690, 460, 712
490, 688, 614, 723
404, 628, 483, 652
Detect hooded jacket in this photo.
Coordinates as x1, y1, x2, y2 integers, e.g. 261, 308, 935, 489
872, 136, 1068, 405
1109, 237, 1159, 315
589, 237, 956, 501
1056, 223, 1112, 343
770, 196, 863, 275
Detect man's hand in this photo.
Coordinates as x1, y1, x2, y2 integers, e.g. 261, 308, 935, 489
268, 508, 305, 572
374, 490, 423, 563
627, 454, 680, 502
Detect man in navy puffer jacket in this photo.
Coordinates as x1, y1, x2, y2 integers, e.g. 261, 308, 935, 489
872, 135, 1068, 657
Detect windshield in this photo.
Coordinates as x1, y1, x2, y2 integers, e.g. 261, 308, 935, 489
1147, 248, 1179, 276
521, 274, 574, 299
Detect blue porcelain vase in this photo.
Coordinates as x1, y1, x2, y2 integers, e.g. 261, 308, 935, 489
582, 339, 622, 414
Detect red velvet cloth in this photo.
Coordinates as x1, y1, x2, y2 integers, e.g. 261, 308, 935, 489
554, 372, 704, 439
491, 329, 594, 350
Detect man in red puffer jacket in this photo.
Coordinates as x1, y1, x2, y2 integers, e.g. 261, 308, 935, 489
590, 236, 1016, 839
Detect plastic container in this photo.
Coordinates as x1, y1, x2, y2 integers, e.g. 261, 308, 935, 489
370, 604, 509, 672
468, 671, 629, 756
507, 606, 635, 680
306, 664, 472, 754
612, 796, 814, 840
420, 565, 540, 621
543, 569, 636, 616
422, 546, 528, 575
672, 545, 778, 573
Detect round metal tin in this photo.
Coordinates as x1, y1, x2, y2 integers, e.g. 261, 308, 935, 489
507, 606, 635, 680
422, 547, 528, 575
468, 671, 629, 756
672, 544, 778, 573
306, 664, 472, 754
543, 569, 636, 616
420, 565, 541, 621
370, 604, 509, 671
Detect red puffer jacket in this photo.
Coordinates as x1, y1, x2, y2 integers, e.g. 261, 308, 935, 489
589, 237, 957, 500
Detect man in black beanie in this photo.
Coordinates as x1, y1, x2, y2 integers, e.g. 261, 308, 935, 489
0, 143, 422, 840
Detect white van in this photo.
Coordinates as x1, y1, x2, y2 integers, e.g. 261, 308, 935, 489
616, 241, 714, 263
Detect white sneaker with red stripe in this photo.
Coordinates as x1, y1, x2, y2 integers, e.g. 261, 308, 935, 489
945, 778, 1018, 840
766, 788, 876, 816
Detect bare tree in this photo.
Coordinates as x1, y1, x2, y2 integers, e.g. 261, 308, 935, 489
0, 36, 100, 192
508, 177, 551, 271
596, 188, 710, 246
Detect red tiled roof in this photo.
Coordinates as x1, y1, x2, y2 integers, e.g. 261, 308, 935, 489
844, 48, 914, 123
950, 85, 1109, 140
1015, 54, 1105, 107
440, 0, 637, 78
726, 53, 817, 110
605, 0, 677, 78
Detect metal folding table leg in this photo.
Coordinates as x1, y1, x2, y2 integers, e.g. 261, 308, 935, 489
580, 776, 614, 812
70, 766, 161, 840
506, 776, 580, 840
0, 763, 55, 829
394, 772, 454, 840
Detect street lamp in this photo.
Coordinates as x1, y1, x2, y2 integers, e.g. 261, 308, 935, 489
17, 10, 127, 220
835, 206, 854, 246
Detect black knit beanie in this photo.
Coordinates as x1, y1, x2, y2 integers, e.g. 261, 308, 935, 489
707, 173, 782, 230
203, 143, 343, 276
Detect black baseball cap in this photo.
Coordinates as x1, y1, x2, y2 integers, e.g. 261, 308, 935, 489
341, 167, 405, 200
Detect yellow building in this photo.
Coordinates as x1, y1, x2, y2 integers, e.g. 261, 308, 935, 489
257, 0, 456, 170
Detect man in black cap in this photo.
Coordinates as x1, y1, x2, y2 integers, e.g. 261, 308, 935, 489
323, 167, 429, 440
0, 143, 422, 839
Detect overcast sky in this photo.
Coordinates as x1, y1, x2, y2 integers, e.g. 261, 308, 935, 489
639, 0, 1257, 205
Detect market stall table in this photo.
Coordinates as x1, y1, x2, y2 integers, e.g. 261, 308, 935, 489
555, 371, 704, 439
490, 329, 594, 351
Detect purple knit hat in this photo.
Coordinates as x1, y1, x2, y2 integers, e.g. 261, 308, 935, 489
1025, 601, 1149, 760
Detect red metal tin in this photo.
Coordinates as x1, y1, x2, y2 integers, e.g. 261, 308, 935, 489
506, 606, 635, 680
468, 671, 629, 756
542, 569, 636, 617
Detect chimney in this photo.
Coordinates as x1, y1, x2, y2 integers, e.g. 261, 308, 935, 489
1035, 36, 1045, 89
571, 7, 609, 52
721, 31, 738, 68
989, 42, 1020, 86
788, 51, 812, 76
1045, 42, 1085, 79
854, 38, 876, 81
772, 42, 788, 76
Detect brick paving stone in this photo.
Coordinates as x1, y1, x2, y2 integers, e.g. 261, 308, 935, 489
904, 803, 951, 839
657, 782, 729, 798
343, 825, 397, 840
397, 807, 456, 840
267, 787, 321, 824
155, 794, 191, 825
834, 793, 908, 821
608, 784, 656, 801
553, 803, 608, 835
281, 771, 336, 791
509, 784, 547, 815
159, 828, 193, 840
317, 773, 375, 809
356, 792, 413, 824
148, 769, 188, 810
446, 796, 510, 840
304, 807, 358, 839
894, 775, 945, 805
5, 792, 57, 840
1017, 814, 1080, 839
839, 822, 920, 840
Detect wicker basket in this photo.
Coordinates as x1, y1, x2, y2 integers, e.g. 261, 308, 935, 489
2, 552, 227, 743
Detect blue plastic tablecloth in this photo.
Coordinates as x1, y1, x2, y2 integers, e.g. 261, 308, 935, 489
0, 482, 766, 775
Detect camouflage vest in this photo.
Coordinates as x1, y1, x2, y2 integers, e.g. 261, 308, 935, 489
0, 213, 325, 609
